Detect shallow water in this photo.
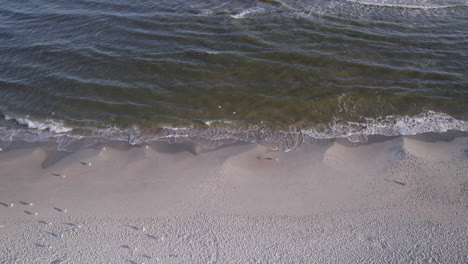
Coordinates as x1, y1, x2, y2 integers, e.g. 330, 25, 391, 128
0, 0, 467, 150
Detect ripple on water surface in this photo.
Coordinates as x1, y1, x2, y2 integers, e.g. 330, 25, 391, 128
0, 0, 467, 150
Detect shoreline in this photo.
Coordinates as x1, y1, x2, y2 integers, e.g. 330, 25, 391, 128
2, 110, 468, 152
0, 134, 467, 263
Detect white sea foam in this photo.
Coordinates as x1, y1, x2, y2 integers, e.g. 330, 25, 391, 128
231, 7, 264, 19
344, 0, 466, 9
4, 114, 72, 133
302, 111, 468, 143
291, 0, 466, 23
1, 111, 467, 152
204, 120, 235, 126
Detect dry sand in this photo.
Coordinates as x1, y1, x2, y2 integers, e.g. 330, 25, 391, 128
0, 135, 467, 263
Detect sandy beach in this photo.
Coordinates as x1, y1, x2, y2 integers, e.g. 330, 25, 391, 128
0, 135, 467, 263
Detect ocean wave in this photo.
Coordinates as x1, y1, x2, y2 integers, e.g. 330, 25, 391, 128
4, 114, 73, 133
343, 0, 467, 10
1, 111, 467, 152
231, 7, 265, 19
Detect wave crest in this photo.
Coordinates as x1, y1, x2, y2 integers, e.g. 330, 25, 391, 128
1, 111, 467, 152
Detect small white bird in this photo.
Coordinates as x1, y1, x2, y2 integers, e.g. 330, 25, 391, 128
218, 105, 222, 109
145, 146, 149, 149
102, 147, 106, 150
62, 175, 66, 178
0, 148, 3, 151
64, 209, 68, 213
0, 225, 3, 228
34, 212, 38, 216
233, 111, 236, 115
29, 203, 34, 206
9, 203, 13, 207
142, 227, 146, 231
88, 162, 92, 166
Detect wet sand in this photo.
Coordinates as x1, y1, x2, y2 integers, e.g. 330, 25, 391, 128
0, 135, 467, 263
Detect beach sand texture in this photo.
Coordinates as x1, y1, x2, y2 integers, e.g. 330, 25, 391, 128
0, 135, 467, 263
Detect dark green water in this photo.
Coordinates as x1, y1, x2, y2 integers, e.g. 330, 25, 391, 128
0, 0, 467, 150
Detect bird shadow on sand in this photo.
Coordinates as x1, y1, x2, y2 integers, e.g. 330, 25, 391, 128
46, 231, 58, 238
124, 224, 140, 231
146, 234, 158, 240
384, 179, 406, 186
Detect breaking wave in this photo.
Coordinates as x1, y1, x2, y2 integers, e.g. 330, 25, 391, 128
231, 7, 265, 19
343, 0, 467, 9
1, 111, 467, 152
